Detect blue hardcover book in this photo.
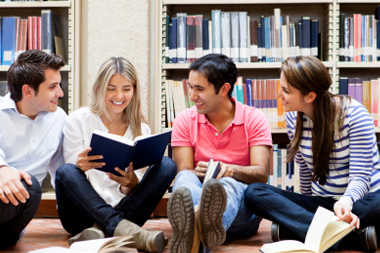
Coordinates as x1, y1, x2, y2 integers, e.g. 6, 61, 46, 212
361, 15, 365, 62
297, 20, 302, 57
339, 77, 348, 95
168, 22, 172, 63
369, 16, 373, 62
377, 21, 380, 61
301, 16, 311, 56
88, 130, 172, 176
252, 80, 258, 108
171, 18, 178, 63
311, 20, 319, 58
2, 17, 17, 65
0, 17, 2, 64
264, 17, 270, 62
246, 79, 252, 107
176, 13, 187, 63
261, 16, 266, 62
202, 18, 210, 56
165, 16, 170, 63
257, 23, 262, 62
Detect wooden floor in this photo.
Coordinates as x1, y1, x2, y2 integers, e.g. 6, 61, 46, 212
2, 218, 379, 253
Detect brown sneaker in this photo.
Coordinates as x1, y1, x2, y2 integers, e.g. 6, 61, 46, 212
198, 179, 227, 249
167, 187, 199, 253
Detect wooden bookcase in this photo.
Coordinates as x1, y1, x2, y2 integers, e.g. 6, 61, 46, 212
153, 0, 380, 135
0, 0, 80, 114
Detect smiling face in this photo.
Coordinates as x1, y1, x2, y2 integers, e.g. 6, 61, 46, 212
278, 71, 309, 113
188, 70, 224, 115
105, 73, 134, 117
29, 68, 63, 114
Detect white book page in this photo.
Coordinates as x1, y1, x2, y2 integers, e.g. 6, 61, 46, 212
70, 237, 112, 252
319, 216, 352, 253
260, 240, 315, 253
304, 207, 335, 252
28, 247, 80, 253
93, 130, 134, 146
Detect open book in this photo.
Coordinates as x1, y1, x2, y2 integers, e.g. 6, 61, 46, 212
28, 236, 137, 253
88, 130, 172, 176
260, 206, 354, 253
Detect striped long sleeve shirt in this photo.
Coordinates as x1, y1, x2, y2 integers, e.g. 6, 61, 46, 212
286, 99, 380, 208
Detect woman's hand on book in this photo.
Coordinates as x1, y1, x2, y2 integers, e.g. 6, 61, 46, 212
107, 162, 139, 195
75, 147, 105, 172
334, 202, 360, 229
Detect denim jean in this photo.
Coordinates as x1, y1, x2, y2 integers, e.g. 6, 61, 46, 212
173, 170, 261, 237
55, 156, 177, 236
245, 182, 380, 249
0, 175, 41, 249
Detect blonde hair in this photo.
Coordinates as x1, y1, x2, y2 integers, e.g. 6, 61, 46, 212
90, 57, 147, 138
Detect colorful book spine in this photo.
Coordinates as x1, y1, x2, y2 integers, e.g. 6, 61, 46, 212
2, 17, 18, 65
311, 20, 318, 58
245, 79, 252, 107
230, 12, 239, 62
202, 18, 210, 56
165, 15, 170, 63
194, 15, 203, 60
177, 13, 187, 63
355, 78, 363, 104
250, 19, 258, 62
170, 18, 178, 63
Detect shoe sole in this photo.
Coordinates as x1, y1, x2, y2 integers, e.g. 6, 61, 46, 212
68, 227, 105, 246
199, 179, 227, 249
167, 187, 196, 253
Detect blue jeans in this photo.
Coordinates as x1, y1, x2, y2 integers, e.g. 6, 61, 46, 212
173, 170, 261, 237
55, 156, 177, 236
245, 182, 380, 249
0, 176, 41, 249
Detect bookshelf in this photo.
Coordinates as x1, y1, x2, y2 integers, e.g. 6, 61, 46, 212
153, 0, 380, 136
0, 0, 80, 114
153, 0, 335, 135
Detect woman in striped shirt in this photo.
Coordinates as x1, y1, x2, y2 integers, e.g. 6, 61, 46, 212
245, 56, 380, 252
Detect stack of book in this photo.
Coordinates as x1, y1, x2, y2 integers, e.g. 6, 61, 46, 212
1, 11, 66, 66
339, 77, 379, 127
163, 8, 321, 64
338, 12, 379, 62
162, 77, 286, 129
269, 144, 299, 193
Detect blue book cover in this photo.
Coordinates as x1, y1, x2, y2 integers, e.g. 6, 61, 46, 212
311, 20, 319, 58
377, 21, 380, 61
339, 77, 348, 95
361, 15, 365, 62
202, 18, 209, 54
2, 17, 17, 66
257, 24, 262, 62
264, 17, 270, 63
261, 16, 266, 62
301, 16, 311, 56
171, 18, 178, 63
297, 20, 303, 56
246, 79, 252, 107
88, 130, 172, 176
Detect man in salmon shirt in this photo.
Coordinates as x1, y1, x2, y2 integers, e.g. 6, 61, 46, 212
167, 54, 273, 253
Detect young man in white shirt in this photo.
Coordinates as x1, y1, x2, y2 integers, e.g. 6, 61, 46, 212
0, 50, 67, 249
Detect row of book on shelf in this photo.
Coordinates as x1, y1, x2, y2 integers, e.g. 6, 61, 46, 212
269, 144, 299, 193
338, 7, 380, 62
0, 81, 8, 96
164, 8, 320, 64
163, 78, 286, 129
0, 11, 66, 66
163, 76, 379, 129
339, 77, 379, 127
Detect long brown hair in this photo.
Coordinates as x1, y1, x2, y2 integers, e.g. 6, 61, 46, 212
90, 57, 148, 138
282, 56, 347, 185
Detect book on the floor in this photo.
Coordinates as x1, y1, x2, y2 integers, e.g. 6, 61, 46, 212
28, 236, 137, 253
88, 130, 172, 176
259, 206, 354, 253
203, 158, 221, 183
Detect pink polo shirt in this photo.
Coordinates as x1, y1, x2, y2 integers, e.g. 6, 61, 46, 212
172, 97, 272, 168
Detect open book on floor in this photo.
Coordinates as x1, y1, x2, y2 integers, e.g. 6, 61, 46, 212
260, 206, 354, 253
28, 236, 137, 253
88, 130, 172, 176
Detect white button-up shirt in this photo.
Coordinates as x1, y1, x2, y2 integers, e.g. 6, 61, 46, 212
0, 93, 67, 186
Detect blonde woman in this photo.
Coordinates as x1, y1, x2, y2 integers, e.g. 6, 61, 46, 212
55, 57, 176, 253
